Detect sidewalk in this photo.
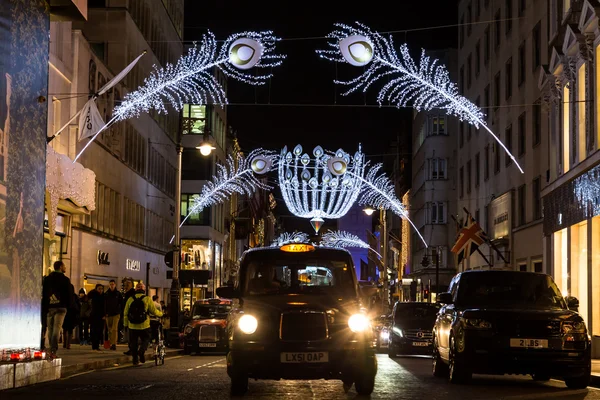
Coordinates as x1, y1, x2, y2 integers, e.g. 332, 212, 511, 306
591, 359, 600, 387
58, 343, 183, 378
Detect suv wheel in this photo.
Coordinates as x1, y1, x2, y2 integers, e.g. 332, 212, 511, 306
564, 373, 590, 389
230, 370, 248, 396
432, 337, 449, 378
448, 335, 471, 384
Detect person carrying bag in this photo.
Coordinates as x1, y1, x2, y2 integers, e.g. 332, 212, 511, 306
123, 282, 162, 365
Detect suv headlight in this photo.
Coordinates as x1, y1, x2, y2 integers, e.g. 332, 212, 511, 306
184, 325, 193, 334
464, 318, 492, 329
562, 321, 586, 334
238, 314, 258, 334
348, 314, 370, 332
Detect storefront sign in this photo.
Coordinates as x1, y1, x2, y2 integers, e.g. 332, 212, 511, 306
126, 259, 141, 272
490, 192, 510, 240
97, 250, 110, 265
152, 267, 160, 275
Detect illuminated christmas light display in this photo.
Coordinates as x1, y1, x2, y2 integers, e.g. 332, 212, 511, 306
271, 232, 311, 247
321, 231, 381, 258
317, 22, 523, 174
74, 30, 284, 162
278, 144, 366, 233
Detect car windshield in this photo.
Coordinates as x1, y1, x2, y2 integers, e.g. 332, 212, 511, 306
395, 304, 440, 320
456, 272, 567, 309
192, 304, 231, 319
240, 250, 356, 297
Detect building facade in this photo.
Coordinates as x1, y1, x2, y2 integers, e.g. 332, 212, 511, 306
539, 0, 600, 354
47, 0, 183, 301
457, 0, 549, 272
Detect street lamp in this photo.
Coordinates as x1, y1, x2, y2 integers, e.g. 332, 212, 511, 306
196, 127, 215, 156
362, 206, 375, 216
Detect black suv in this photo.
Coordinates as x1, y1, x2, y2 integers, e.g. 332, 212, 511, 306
216, 245, 377, 396
389, 302, 440, 357
432, 270, 591, 388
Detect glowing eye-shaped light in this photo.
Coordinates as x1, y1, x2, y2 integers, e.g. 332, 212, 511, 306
327, 157, 347, 176
251, 156, 271, 174
229, 38, 263, 70
339, 35, 374, 66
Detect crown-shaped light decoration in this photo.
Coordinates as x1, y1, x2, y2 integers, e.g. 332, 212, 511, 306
317, 22, 523, 174
279, 144, 365, 233
271, 232, 311, 247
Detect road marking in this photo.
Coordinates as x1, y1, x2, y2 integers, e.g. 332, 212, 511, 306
138, 385, 153, 391
187, 368, 194, 371
60, 370, 95, 380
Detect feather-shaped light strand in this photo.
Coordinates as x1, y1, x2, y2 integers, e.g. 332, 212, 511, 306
321, 231, 381, 258
349, 164, 428, 248
170, 149, 275, 244
317, 22, 523, 174
74, 30, 284, 163
271, 232, 311, 247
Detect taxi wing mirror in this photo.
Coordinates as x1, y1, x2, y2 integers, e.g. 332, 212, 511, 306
437, 292, 453, 305
216, 286, 239, 299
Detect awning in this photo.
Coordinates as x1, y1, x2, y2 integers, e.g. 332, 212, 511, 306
45, 146, 95, 237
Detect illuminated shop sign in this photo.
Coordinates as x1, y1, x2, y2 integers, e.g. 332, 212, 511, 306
126, 259, 141, 272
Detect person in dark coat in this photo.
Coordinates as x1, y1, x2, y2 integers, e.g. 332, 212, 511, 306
78, 289, 91, 345
41, 261, 72, 358
88, 283, 105, 351
104, 279, 123, 350
62, 284, 80, 349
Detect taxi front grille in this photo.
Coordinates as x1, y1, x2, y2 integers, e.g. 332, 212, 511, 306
199, 325, 217, 342
280, 311, 327, 341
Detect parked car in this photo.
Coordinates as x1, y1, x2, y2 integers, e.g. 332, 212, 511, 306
372, 314, 392, 351
432, 270, 591, 388
389, 302, 440, 357
216, 244, 377, 396
183, 298, 232, 354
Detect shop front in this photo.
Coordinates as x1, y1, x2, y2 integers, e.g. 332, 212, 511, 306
544, 163, 600, 356
70, 229, 171, 301
180, 238, 224, 300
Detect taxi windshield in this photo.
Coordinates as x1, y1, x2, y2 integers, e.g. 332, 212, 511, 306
192, 304, 231, 319
241, 258, 355, 297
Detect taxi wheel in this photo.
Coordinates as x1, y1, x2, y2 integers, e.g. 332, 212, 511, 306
448, 335, 471, 384
531, 373, 550, 382
342, 380, 353, 393
230, 372, 249, 395
354, 375, 375, 395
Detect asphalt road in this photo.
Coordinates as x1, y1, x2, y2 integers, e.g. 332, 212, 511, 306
4, 353, 600, 399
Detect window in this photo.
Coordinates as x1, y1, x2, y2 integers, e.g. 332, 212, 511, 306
578, 64, 586, 163
467, 54, 472, 88
518, 41, 526, 85
484, 85, 490, 120
460, 65, 465, 94
534, 261, 543, 273
505, 0, 513, 34
564, 0, 571, 16
182, 104, 207, 134
466, 160, 472, 194
484, 26, 490, 65
519, 264, 527, 272
533, 22, 541, 70
460, 15, 465, 48
518, 0, 526, 15
475, 41, 481, 76
563, 84, 571, 173
494, 10, 502, 48
148, 147, 176, 197
429, 115, 447, 135
494, 72, 501, 109
494, 142, 501, 174
182, 149, 212, 180
533, 101, 541, 146
123, 124, 146, 177
475, 0, 480, 17
475, 209, 480, 223
518, 112, 526, 156
475, 152, 481, 187
429, 158, 447, 179
430, 202, 446, 224
484, 145, 490, 180
467, 3, 472, 35
505, 57, 513, 99
505, 124, 513, 166
180, 194, 210, 225
532, 176, 541, 220
459, 167, 464, 198
518, 184, 526, 226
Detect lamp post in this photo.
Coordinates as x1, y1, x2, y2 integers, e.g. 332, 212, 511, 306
363, 206, 389, 312
169, 144, 183, 347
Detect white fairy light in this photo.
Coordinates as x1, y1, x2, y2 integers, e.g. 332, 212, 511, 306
574, 166, 600, 218
171, 149, 275, 243
74, 30, 285, 163
278, 144, 366, 232
350, 164, 428, 248
317, 22, 523, 174
272, 232, 311, 247
321, 231, 381, 258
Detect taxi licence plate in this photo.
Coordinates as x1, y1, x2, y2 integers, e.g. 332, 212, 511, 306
280, 352, 329, 363
412, 342, 429, 347
199, 343, 217, 348
509, 338, 548, 348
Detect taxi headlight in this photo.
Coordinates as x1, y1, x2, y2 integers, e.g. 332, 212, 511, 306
348, 314, 369, 333
184, 325, 193, 335
238, 314, 258, 334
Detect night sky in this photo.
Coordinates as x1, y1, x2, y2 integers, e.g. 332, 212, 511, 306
184, 1, 459, 159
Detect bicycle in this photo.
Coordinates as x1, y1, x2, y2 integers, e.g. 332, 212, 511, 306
151, 321, 166, 366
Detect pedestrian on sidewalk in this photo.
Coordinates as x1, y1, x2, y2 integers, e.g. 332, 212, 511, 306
123, 282, 162, 365
104, 279, 123, 350
62, 284, 80, 350
78, 289, 91, 344
122, 279, 136, 355
41, 261, 73, 359
88, 283, 105, 351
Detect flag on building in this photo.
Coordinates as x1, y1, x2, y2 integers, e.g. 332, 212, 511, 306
451, 214, 487, 264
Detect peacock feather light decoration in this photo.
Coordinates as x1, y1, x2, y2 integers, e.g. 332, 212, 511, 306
321, 231, 381, 258
317, 22, 523, 174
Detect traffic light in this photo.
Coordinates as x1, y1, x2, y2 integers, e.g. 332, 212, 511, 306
424, 286, 430, 300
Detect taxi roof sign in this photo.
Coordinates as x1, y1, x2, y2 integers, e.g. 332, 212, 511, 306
280, 243, 315, 253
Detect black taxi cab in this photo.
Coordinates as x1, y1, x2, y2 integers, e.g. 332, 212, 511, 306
183, 298, 232, 354
216, 243, 377, 396
432, 270, 591, 388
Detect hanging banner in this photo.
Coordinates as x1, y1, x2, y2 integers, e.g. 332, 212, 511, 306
78, 99, 105, 141
97, 51, 146, 96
